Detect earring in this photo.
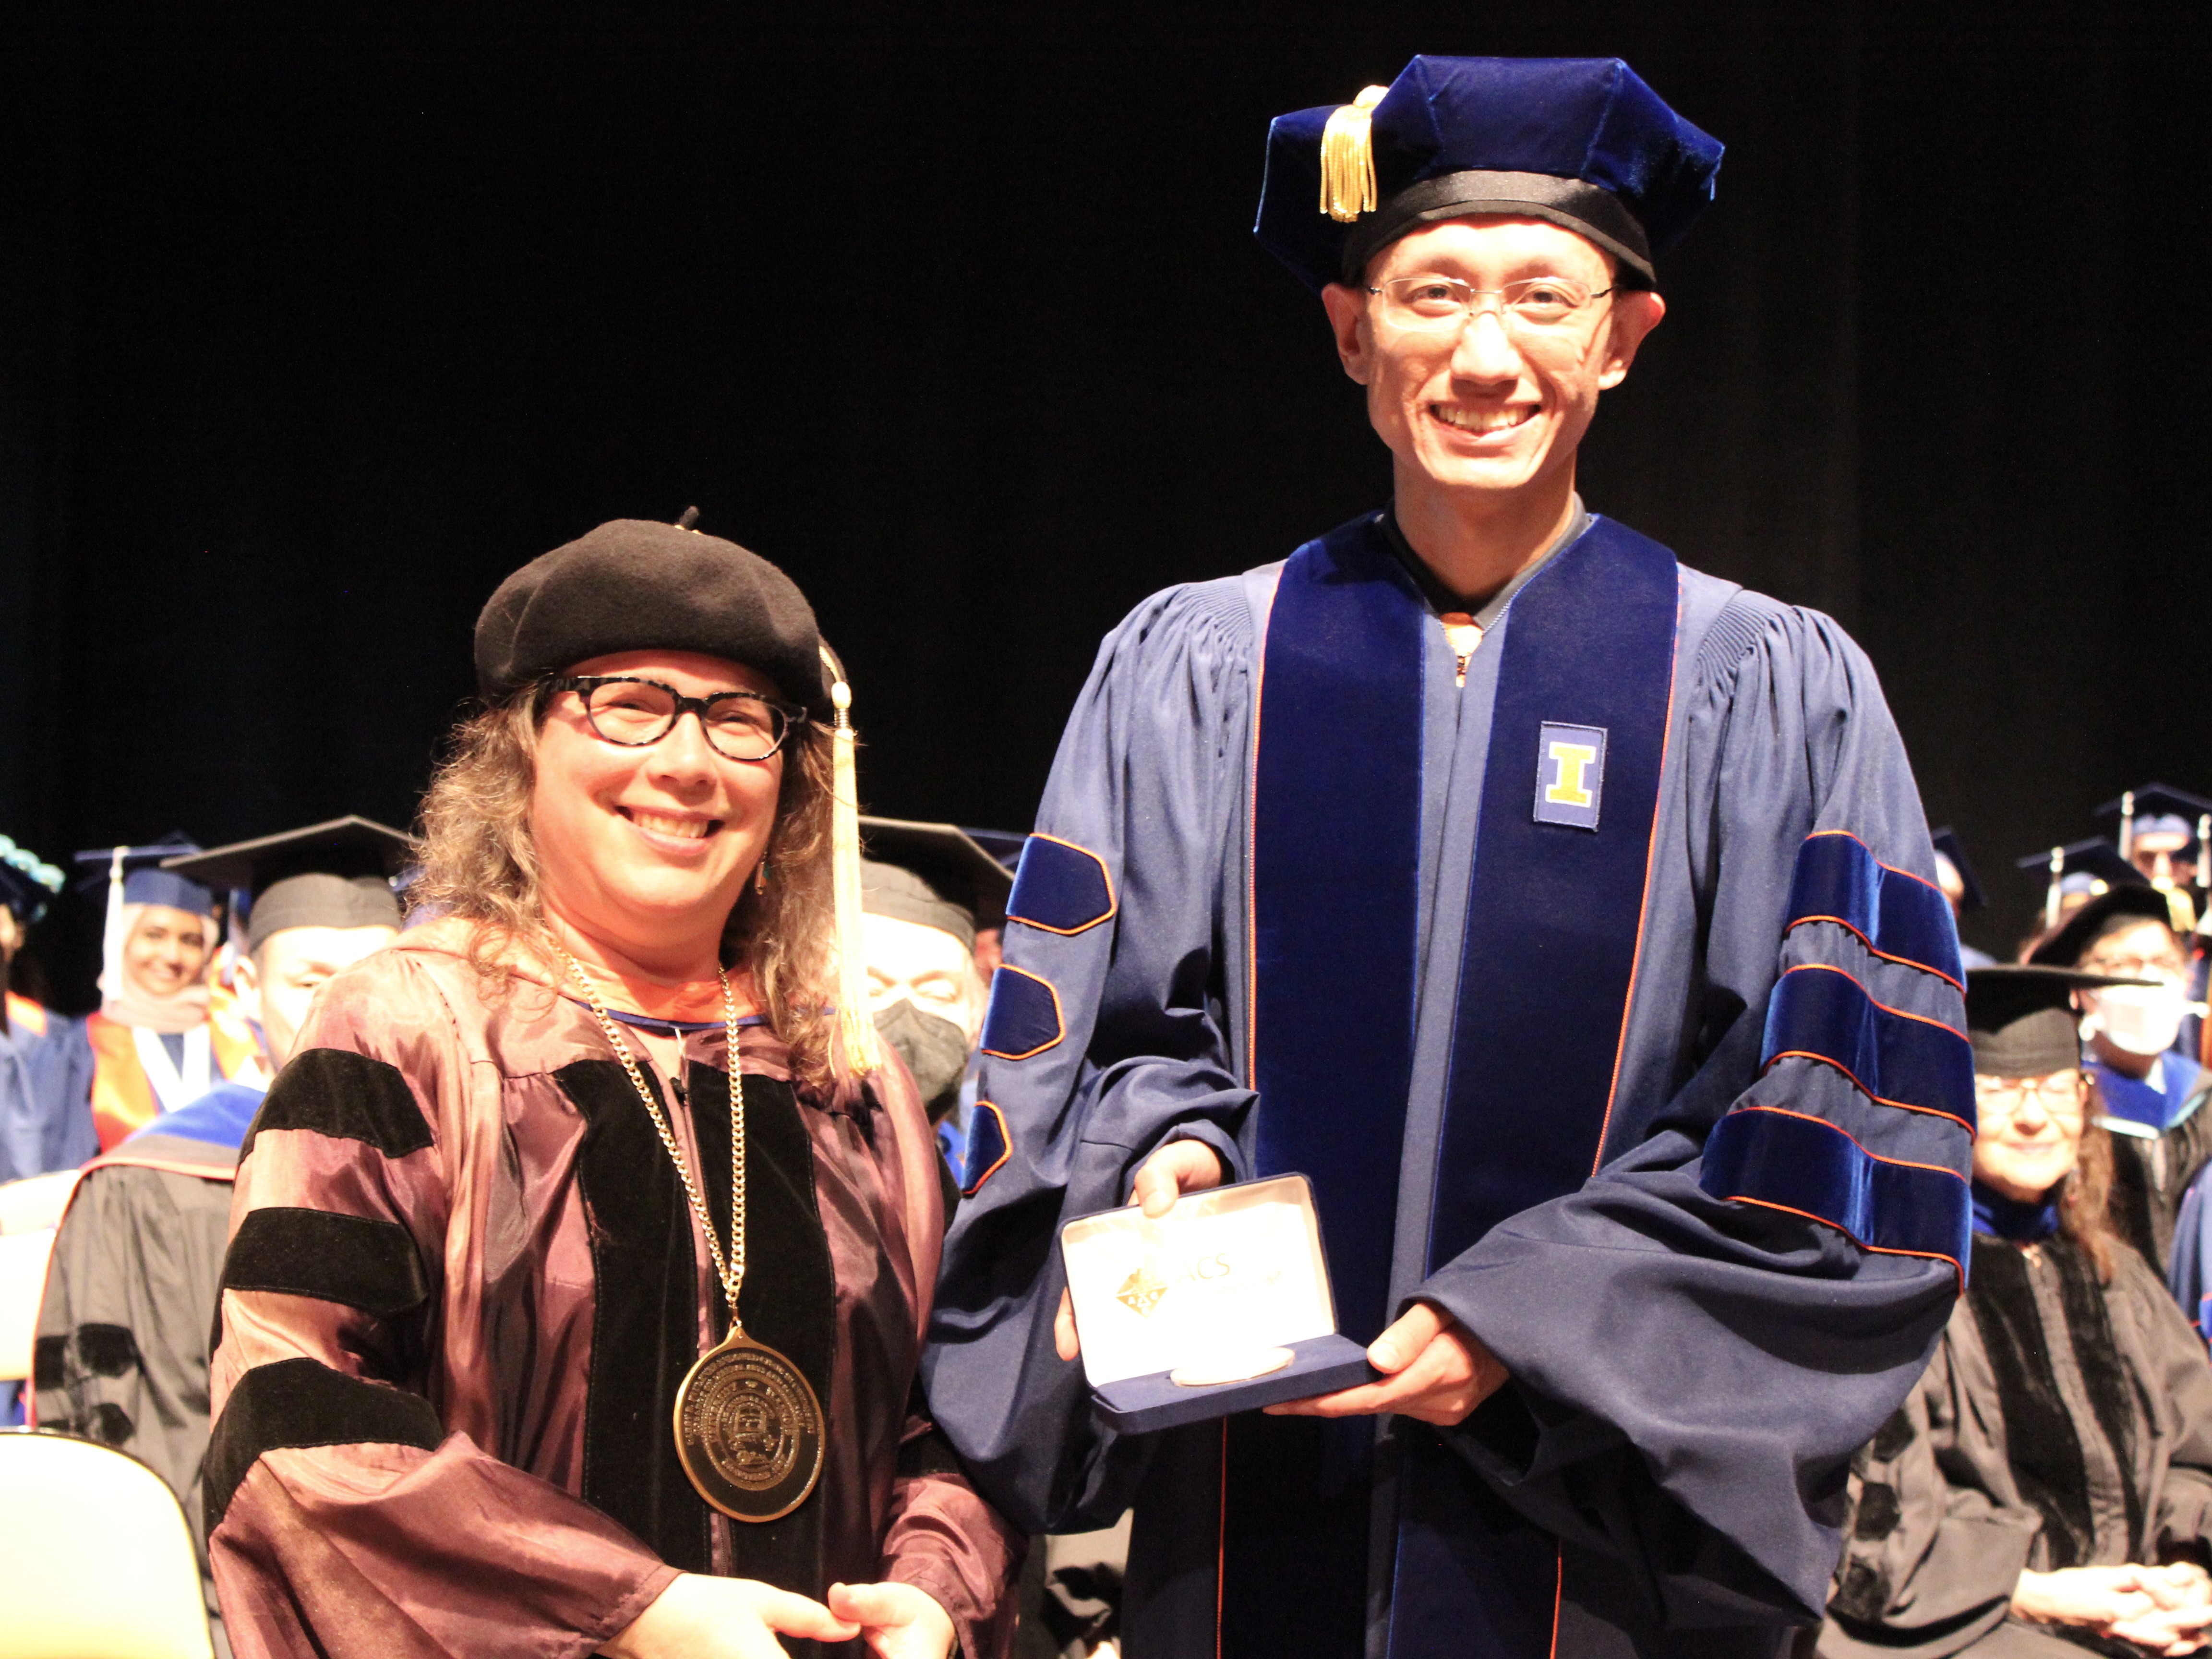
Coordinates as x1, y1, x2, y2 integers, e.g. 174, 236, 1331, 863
754, 860, 769, 895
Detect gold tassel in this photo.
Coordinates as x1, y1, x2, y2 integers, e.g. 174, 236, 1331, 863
825, 660, 879, 1075
1318, 85, 1390, 223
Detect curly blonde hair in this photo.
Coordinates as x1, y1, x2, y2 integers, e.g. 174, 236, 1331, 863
409, 685, 841, 1091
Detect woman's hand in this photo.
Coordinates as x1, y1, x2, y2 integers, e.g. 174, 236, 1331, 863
828, 1581, 957, 1659
2014, 1564, 2212, 1654
1054, 1140, 1227, 1360
603, 1573, 859, 1658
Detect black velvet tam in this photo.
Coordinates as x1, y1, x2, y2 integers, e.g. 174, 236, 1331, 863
475, 518, 830, 722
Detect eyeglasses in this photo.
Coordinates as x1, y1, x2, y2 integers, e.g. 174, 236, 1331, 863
1366, 274, 1615, 335
547, 675, 804, 762
1975, 1075, 2088, 1121
2081, 953, 2187, 981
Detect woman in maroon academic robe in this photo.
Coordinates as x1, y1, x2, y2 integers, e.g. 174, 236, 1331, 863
205, 518, 1020, 1659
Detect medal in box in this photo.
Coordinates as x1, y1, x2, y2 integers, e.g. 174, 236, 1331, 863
1058, 1172, 1377, 1434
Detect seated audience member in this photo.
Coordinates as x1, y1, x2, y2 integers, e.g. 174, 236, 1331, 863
2032, 888, 2211, 1278
0, 834, 93, 1180
33, 816, 407, 1654
858, 817, 1011, 1176
2100, 786, 2212, 922
1818, 965, 2212, 1659
68, 839, 264, 1149
1933, 827, 1997, 970
204, 518, 1019, 1659
2018, 839, 2147, 943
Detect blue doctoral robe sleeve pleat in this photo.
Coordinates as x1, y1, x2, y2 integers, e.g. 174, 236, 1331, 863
924, 578, 1261, 1534
1420, 594, 1969, 1626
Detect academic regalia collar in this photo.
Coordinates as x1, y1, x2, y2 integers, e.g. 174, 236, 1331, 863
1971, 1180, 2060, 1243
1377, 497, 1592, 623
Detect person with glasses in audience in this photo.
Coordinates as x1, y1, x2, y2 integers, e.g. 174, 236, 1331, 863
926, 55, 1970, 1659
1818, 965, 2212, 1659
203, 518, 1018, 1659
2031, 887, 2211, 1283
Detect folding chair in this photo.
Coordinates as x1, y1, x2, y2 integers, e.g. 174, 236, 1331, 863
0, 1430, 215, 1659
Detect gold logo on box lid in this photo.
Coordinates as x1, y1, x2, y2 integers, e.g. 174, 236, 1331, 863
1117, 1266, 1168, 1317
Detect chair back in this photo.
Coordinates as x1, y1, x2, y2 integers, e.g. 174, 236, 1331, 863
0, 1431, 215, 1658
0, 1227, 57, 1384
0, 1170, 78, 1234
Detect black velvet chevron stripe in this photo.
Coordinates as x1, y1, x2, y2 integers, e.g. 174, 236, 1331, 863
241, 1047, 434, 1161
204, 1357, 443, 1531
223, 1206, 430, 1316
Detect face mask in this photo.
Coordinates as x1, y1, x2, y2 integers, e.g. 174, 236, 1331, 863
2083, 982, 2188, 1058
872, 997, 972, 1120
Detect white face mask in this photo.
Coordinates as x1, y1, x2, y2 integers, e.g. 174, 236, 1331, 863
2083, 981, 2189, 1058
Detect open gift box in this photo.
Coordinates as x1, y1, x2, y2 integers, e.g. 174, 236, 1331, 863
1059, 1172, 1378, 1434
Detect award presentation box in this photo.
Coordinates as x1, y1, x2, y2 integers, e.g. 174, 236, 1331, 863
1058, 1173, 1378, 1434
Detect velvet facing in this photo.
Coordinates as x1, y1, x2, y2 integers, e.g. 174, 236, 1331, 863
222, 1206, 431, 1318
1703, 1107, 1971, 1273
1244, 516, 1681, 1659
1760, 963, 1978, 1132
1784, 831, 1965, 988
978, 968, 1064, 1062
1964, 1236, 2143, 1568
204, 1356, 444, 1531
241, 1047, 434, 1162
1005, 835, 1116, 936
559, 1056, 838, 1598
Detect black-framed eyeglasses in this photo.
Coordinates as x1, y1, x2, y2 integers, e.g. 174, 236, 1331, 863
546, 675, 804, 762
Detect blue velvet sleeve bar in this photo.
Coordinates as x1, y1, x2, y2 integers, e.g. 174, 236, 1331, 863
923, 577, 1263, 1534
1415, 590, 1970, 1628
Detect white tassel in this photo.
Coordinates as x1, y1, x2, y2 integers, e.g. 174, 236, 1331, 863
827, 674, 879, 1075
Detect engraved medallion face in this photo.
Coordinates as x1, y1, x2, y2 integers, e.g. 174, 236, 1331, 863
674, 1336, 826, 1522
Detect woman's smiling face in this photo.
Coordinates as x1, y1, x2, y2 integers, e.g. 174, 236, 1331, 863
529, 649, 787, 968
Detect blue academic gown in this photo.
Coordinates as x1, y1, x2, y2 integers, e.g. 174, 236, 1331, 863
924, 511, 1971, 1658
0, 994, 95, 1181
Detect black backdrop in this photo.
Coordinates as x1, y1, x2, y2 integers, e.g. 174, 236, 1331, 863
1, 0, 2204, 1007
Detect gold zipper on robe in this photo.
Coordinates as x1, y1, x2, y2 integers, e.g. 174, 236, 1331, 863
1441, 611, 1483, 686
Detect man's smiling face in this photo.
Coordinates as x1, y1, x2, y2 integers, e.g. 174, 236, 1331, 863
1322, 216, 1661, 503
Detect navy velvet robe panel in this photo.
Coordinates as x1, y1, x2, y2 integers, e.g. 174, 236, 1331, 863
923, 511, 1968, 1657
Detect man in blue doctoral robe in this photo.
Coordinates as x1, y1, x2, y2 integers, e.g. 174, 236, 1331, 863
923, 55, 1974, 1659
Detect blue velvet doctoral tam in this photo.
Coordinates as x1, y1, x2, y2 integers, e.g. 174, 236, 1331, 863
924, 509, 1971, 1658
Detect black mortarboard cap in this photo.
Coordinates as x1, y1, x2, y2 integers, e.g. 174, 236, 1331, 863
858, 818, 1016, 947
475, 517, 830, 722
959, 828, 1028, 876
1256, 56, 1723, 293
1967, 964, 2145, 1078
2095, 783, 2212, 858
2028, 884, 2180, 970
1930, 827, 1986, 914
72, 835, 214, 917
164, 816, 410, 951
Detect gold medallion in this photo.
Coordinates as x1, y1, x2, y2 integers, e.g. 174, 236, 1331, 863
561, 949, 827, 1525
674, 1330, 827, 1522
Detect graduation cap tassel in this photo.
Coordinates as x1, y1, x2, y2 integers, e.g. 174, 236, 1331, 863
2045, 845, 2064, 934
2197, 815, 2209, 892
2120, 790, 2137, 863
825, 666, 879, 1076
1318, 85, 1390, 223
